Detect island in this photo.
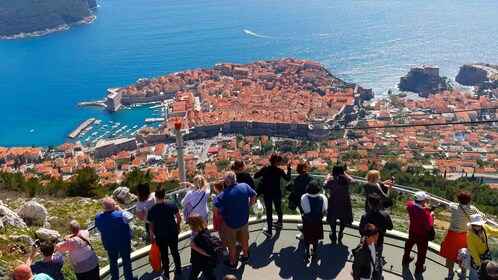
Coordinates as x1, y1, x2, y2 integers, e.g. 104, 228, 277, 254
398, 65, 451, 98
0, 0, 97, 39
455, 63, 498, 95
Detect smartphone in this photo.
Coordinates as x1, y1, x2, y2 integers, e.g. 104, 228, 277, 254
430, 205, 437, 212
391, 176, 396, 183
34, 239, 41, 247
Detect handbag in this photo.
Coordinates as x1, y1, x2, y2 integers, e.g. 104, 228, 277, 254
287, 192, 299, 211
411, 207, 435, 241
183, 191, 205, 221
149, 241, 161, 272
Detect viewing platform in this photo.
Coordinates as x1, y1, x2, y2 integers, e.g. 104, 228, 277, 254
100, 216, 447, 280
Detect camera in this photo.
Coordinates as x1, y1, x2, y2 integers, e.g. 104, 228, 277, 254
34, 239, 41, 247
391, 176, 396, 183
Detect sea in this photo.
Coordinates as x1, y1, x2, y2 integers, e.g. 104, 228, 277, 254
0, 0, 497, 147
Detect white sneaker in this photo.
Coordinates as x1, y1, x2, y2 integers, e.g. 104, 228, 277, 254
296, 233, 304, 240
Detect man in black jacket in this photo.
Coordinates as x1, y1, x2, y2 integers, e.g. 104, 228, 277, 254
352, 223, 382, 280
359, 193, 393, 259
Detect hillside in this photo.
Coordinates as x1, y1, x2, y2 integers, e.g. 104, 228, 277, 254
0, 0, 97, 39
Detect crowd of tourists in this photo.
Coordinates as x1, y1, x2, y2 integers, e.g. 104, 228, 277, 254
13, 154, 498, 280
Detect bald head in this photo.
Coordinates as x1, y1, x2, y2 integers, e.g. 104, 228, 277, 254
102, 196, 116, 211
14, 264, 32, 280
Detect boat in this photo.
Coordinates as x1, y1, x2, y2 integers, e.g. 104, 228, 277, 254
30, 129, 35, 133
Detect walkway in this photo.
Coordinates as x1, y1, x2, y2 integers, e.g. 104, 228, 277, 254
101, 216, 447, 280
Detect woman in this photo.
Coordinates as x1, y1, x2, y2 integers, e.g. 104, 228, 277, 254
291, 162, 315, 214
467, 214, 498, 280
300, 181, 328, 262
56, 220, 99, 280
211, 180, 227, 252
188, 214, 217, 280
439, 191, 485, 280
363, 170, 394, 212
27, 241, 64, 280
135, 182, 156, 242
231, 160, 255, 189
181, 175, 211, 222
324, 165, 354, 243
254, 154, 291, 237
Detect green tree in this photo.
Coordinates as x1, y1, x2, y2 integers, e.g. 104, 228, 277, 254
67, 167, 100, 197
122, 168, 153, 194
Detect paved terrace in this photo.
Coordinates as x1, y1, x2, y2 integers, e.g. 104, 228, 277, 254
100, 216, 447, 280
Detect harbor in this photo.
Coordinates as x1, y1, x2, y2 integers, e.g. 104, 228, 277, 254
67, 118, 96, 139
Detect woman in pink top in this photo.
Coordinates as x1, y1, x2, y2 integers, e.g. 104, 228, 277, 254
55, 220, 99, 280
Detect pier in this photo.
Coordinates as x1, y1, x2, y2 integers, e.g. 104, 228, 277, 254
68, 118, 96, 139
145, 118, 164, 123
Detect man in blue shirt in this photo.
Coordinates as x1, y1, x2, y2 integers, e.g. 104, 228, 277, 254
213, 171, 257, 269
95, 197, 136, 280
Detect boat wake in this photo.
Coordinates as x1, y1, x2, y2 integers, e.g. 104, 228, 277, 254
244, 29, 272, 38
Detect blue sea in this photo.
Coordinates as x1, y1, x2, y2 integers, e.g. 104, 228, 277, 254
0, 0, 497, 147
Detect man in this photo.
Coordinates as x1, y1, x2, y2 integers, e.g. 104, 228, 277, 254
147, 186, 182, 280
359, 193, 393, 259
352, 223, 382, 280
213, 171, 257, 269
402, 191, 435, 274
95, 197, 136, 280
14, 264, 53, 280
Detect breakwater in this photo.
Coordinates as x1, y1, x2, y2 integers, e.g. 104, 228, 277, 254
68, 118, 95, 139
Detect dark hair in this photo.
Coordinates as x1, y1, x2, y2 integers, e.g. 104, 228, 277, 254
155, 186, 166, 199
332, 165, 345, 178
40, 241, 55, 257
363, 223, 378, 237
296, 162, 309, 175
137, 182, 151, 202
212, 181, 225, 192
269, 154, 282, 165
457, 191, 471, 205
367, 196, 381, 209
231, 160, 245, 171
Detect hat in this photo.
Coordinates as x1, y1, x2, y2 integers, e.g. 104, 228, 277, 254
468, 214, 486, 226
486, 261, 498, 277
414, 191, 428, 201
306, 181, 321, 195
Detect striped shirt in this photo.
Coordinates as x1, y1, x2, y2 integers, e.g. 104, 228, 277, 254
448, 202, 485, 232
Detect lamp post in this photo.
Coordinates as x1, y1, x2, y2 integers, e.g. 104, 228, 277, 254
174, 119, 186, 183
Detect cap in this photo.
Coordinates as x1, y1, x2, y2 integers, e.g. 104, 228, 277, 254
468, 214, 486, 226
414, 191, 428, 201
306, 180, 321, 195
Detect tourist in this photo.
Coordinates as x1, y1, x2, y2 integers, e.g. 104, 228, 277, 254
402, 191, 435, 274
324, 165, 354, 243
363, 170, 394, 212
148, 186, 182, 280
254, 154, 291, 237
222, 275, 237, 280
467, 214, 498, 280
95, 197, 136, 280
359, 193, 393, 262
231, 160, 255, 189
135, 182, 156, 242
300, 180, 328, 262
181, 175, 211, 222
352, 223, 382, 280
211, 181, 227, 251
55, 220, 99, 280
187, 214, 217, 280
291, 162, 314, 240
439, 191, 485, 280
213, 171, 257, 269
480, 260, 498, 280
14, 264, 54, 280
26, 241, 64, 280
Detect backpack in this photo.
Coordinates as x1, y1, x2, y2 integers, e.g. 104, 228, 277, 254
207, 235, 225, 266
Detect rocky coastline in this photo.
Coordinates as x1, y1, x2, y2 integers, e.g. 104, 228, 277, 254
398, 65, 451, 97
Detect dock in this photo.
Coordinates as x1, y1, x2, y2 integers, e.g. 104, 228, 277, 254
145, 118, 164, 123
68, 118, 96, 139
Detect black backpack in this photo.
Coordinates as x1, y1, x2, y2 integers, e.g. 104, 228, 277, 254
207, 235, 225, 266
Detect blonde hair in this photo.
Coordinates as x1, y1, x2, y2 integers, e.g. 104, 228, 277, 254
188, 214, 207, 233
193, 175, 210, 192
366, 170, 381, 184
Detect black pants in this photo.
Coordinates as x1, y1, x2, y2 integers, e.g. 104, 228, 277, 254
156, 234, 182, 275
264, 194, 283, 233
189, 265, 216, 280
75, 264, 100, 280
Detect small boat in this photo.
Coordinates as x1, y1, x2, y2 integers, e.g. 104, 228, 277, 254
30, 129, 35, 133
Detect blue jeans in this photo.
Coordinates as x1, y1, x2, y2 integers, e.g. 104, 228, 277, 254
108, 248, 133, 280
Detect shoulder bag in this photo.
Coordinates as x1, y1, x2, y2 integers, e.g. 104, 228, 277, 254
183, 191, 206, 221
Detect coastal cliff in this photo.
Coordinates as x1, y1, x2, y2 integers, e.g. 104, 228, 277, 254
398, 65, 451, 98
0, 0, 97, 39
455, 64, 498, 95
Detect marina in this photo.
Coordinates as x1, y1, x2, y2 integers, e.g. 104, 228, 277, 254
67, 118, 96, 139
